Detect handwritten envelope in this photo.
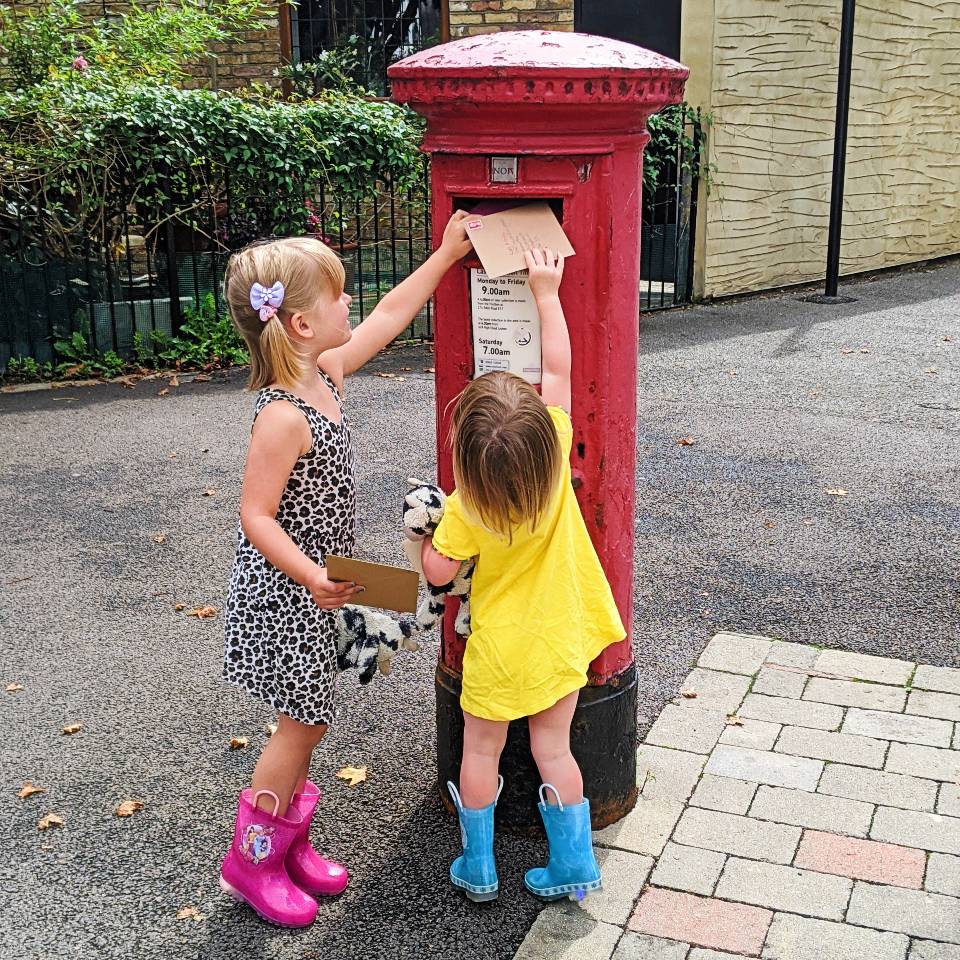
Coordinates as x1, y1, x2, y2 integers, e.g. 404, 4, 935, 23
326, 555, 419, 614
464, 201, 575, 279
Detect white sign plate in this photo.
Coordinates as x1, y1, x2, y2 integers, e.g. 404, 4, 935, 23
490, 156, 518, 183
470, 269, 541, 384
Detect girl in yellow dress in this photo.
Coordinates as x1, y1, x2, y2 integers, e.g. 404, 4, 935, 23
421, 248, 625, 903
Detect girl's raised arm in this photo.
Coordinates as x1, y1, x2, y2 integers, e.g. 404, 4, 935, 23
321, 211, 473, 380
524, 248, 570, 411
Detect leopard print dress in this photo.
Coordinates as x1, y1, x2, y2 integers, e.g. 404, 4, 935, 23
223, 370, 356, 726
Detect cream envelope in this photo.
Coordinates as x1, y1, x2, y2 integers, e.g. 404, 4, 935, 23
465, 201, 575, 279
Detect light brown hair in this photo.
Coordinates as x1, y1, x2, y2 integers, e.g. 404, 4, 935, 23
224, 237, 345, 390
450, 371, 562, 539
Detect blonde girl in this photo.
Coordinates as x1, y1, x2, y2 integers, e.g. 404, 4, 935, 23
218, 213, 471, 928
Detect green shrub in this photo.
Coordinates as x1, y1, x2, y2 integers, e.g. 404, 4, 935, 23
0, 1, 425, 259
644, 103, 714, 196
153, 295, 249, 370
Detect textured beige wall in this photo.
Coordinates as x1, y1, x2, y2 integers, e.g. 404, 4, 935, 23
697, 0, 960, 298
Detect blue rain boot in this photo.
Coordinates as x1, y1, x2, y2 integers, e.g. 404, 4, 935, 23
447, 777, 503, 903
524, 784, 603, 901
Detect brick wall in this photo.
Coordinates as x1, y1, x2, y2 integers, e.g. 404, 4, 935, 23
447, 0, 574, 38
4, 1, 284, 91
198, 18, 283, 92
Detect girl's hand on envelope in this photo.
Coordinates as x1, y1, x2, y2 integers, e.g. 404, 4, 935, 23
308, 565, 363, 610
524, 247, 565, 302
439, 209, 474, 263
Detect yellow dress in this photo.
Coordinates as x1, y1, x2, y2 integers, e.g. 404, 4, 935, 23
432, 407, 626, 722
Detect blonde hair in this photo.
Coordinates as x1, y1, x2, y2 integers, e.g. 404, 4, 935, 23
450, 372, 562, 540
224, 236, 345, 390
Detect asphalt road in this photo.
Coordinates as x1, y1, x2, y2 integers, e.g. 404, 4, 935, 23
1, 260, 957, 959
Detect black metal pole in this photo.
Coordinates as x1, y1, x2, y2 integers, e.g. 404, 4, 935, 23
824, 0, 856, 298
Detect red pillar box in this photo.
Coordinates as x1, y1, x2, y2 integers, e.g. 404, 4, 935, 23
390, 32, 687, 830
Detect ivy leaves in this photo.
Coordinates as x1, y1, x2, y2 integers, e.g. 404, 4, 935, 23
2, 81, 424, 256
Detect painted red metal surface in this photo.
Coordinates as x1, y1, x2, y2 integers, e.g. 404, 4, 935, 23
390, 31, 687, 685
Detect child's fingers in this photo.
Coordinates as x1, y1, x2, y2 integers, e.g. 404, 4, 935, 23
523, 250, 536, 271
556, 253, 565, 278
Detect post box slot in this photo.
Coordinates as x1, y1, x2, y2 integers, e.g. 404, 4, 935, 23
454, 197, 564, 223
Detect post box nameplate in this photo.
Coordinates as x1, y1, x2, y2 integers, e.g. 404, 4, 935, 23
470, 269, 541, 384
490, 156, 518, 183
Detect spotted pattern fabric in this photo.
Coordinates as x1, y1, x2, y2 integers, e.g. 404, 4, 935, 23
223, 370, 356, 726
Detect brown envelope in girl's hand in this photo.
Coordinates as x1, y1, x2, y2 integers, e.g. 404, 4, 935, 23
326, 555, 419, 613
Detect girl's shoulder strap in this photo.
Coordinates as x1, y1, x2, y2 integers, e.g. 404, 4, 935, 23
252, 387, 313, 427
317, 367, 345, 411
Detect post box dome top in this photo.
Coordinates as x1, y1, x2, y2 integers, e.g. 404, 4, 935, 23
389, 30, 687, 108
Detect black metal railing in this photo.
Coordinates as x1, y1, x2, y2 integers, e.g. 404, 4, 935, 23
640, 117, 700, 311
0, 159, 433, 368
0, 120, 699, 369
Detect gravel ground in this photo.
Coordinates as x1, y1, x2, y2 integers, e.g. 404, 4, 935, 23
1, 259, 957, 960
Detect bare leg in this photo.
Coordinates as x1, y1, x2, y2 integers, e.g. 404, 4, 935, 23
529, 691, 583, 806
293, 755, 310, 798
460, 711, 509, 808
251, 713, 327, 816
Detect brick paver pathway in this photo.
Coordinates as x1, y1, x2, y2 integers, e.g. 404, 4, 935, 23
514, 634, 960, 960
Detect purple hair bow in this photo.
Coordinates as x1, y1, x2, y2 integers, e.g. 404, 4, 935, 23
250, 281, 285, 322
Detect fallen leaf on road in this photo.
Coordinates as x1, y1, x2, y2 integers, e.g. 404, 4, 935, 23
840, 348, 854, 355
424, 367, 435, 374
193, 374, 211, 383
676, 437, 697, 447
335, 765, 368, 788
826, 488, 849, 497
859, 348, 871, 354
38, 813, 64, 831
944, 336, 953, 343
115, 800, 144, 818
62, 723, 82, 735
726, 714, 745, 726
802, 518, 815, 525
925, 367, 938, 375
169, 452, 179, 459
202, 487, 217, 497
177, 906, 205, 922
762, 521, 777, 530
681, 690, 698, 699
174, 603, 186, 611
395, 376, 406, 382
186, 606, 218, 619
18, 782, 48, 799
158, 388, 169, 397
229, 737, 248, 750
169, 376, 180, 388
400, 367, 412, 372
152, 532, 167, 545
5, 682, 24, 693
265, 723, 278, 737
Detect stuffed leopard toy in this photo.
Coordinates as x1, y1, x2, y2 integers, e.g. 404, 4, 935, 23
335, 480, 474, 684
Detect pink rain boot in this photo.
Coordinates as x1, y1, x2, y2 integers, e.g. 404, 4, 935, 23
220, 789, 318, 928
285, 780, 349, 896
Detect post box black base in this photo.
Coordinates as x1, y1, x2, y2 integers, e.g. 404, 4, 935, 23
436, 661, 638, 834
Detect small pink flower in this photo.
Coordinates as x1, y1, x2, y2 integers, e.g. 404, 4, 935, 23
72, 56, 89, 71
